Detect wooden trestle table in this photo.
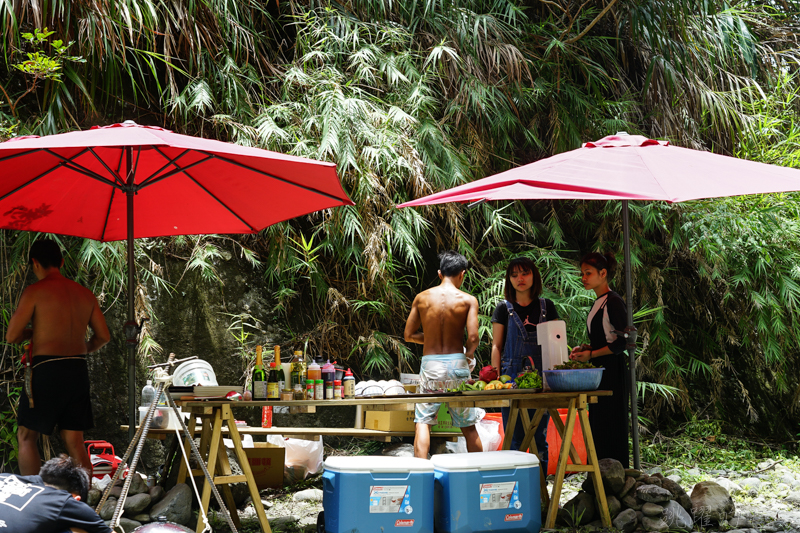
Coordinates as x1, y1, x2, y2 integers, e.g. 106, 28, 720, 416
172, 389, 612, 533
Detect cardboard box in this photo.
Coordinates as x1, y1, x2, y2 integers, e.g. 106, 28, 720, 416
245, 443, 285, 489
364, 410, 415, 431
432, 404, 461, 433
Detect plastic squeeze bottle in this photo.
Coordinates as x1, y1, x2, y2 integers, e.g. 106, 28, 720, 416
321, 360, 335, 390
307, 359, 321, 381
343, 369, 355, 399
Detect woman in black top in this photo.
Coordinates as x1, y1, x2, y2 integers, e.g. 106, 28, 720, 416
491, 257, 558, 472
569, 252, 630, 467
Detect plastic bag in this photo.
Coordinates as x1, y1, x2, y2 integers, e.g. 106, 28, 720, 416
266, 434, 324, 484
444, 415, 502, 453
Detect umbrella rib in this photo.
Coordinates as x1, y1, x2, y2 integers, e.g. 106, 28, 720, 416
138, 154, 214, 189
200, 151, 347, 203
100, 187, 116, 241
88, 147, 126, 188
0, 161, 68, 202
138, 147, 193, 187
43, 149, 125, 191
183, 170, 257, 232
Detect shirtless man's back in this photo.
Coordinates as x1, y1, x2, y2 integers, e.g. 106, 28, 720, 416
7, 239, 110, 475
404, 251, 481, 458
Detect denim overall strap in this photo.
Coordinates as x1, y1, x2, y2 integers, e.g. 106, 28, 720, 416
501, 300, 544, 379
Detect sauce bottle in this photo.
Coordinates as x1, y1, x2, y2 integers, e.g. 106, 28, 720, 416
307, 359, 321, 381
343, 369, 355, 399
321, 360, 335, 392
266, 362, 280, 400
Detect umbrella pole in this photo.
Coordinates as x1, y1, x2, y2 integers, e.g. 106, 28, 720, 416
622, 200, 640, 469
126, 147, 136, 442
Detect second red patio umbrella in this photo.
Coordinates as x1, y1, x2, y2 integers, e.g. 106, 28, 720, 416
0, 121, 354, 438
398, 133, 800, 468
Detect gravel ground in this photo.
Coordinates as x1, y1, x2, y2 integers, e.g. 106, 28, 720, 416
208, 456, 800, 533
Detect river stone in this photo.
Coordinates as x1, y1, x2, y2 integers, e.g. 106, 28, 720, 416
560, 492, 596, 525
270, 516, 298, 528
645, 467, 663, 475
133, 513, 151, 523
99, 498, 118, 520
582, 477, 596, 494
663, 500, 692, 531
619, 476, 637, 498
637, 485, 673, 503
739, 477, 762, 492
625, 468, 643, 478
381, 443, 415, 457
715, 477, 742, 495
148, 485, 165, 505
728, 517, 753, 528
87, 488, 101, 507
598, 458, 626, 494
606, 495, 622, 518
643, 476, 663, 487
690, 481, 735, 523
641, 516, 669, 532
780, 474, 796, 485
621, 493, 642, 510
613, 508, 638, 533
642, 503, 664, 517
661, 477, 684, 498
149, 483, 192, 525
109, 486, 123, 499
104, 518, 141, 533
786, 490, 800, 503
123, 493, 151, 514
128, 473, 148, 495
688, 468, 701, 477
677, 493, 693, 512
666, 475, 681, 484
293, 488, 323, 502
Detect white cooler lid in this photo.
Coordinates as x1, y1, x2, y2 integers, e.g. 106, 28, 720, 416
431, 450, 539, 472
325, 455, 434, 473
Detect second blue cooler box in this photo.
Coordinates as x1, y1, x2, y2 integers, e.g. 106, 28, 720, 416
431, 451, 541, 533
322, 455, 434, 533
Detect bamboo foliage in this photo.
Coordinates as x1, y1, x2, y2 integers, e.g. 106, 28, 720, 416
0, 0, 799, 442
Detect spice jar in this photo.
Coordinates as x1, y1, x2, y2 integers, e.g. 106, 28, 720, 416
280, 389, 294, 401
293, 384, 305, 401
334, 379, 342, 399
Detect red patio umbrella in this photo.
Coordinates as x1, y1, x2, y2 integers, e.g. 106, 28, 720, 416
0, 121, 354, 439
397, 133, 800, 468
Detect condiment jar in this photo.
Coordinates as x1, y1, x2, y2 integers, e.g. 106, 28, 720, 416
293, 383, 305, 400
280, 389, 294, 401
334, 379, 342, 399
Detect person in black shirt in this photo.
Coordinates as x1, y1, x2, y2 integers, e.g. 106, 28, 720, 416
569, 252, 630, 467
0, 454, 111, 533
491, 257, 558, 472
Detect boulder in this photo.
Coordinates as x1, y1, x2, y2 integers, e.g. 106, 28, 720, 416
132, 514, 151, 524
637, 485, 673, 503
641, 516, 669, 532
560, 492, 596, 526
123, 493, 151, 514
660, 477, 684, 498
598, 458, 626, 494
642, 503, 664, 517
99, 498, 118, 521
677, 493, 693, 512
613, 508, 638, 533
149, 483, 192, 525
87, 488, 101, 507
128, 473, 148, 496
624, 468, 643, 478
293, 488, 323, 502
605, 495, 622, 519
621, 493, 642, 510
148, 485, 165, 505
690, 481, 735, 523
662, 500, 692, 531
619, 476, 637, 499
109, 486, 123, 499
104, 519, 141, 533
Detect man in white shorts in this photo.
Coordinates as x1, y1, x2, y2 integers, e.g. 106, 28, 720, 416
404, 251, 482, 458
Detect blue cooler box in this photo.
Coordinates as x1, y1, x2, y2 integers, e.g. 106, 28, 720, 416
322, 456, 434, 533
431, 451, 541, 533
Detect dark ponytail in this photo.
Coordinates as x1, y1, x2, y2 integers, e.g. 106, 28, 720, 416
580, 251, 617, 278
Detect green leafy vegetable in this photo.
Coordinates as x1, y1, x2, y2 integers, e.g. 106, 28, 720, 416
514, 371, 542, 389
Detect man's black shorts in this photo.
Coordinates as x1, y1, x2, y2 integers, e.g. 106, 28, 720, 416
18, 356, 94, 435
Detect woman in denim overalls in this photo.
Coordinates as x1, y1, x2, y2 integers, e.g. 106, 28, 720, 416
490, 257, 559, 474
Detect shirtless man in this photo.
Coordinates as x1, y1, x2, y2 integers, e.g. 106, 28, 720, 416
7, 239, 111, 475
404, 250, 482, 458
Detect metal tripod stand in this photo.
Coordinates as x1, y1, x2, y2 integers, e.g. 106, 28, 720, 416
95, 353, 239, 532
